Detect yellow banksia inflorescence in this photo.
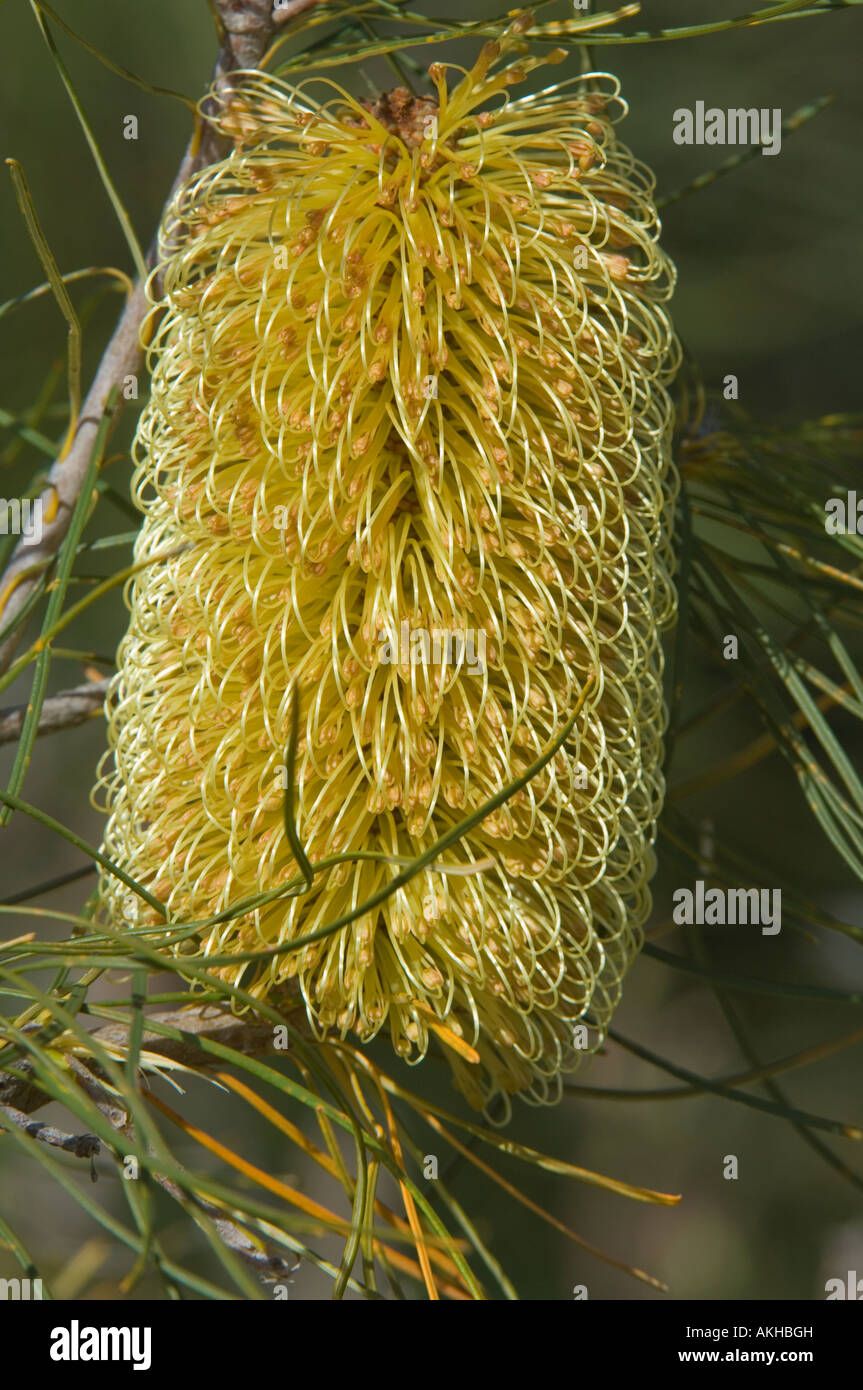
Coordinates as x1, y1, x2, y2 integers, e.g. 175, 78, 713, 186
94, 23, 680, 1112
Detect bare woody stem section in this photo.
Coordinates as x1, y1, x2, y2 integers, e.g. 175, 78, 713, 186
0, 996, 307, 1118
0, 1104, 101, 1159
0, 1003, 302, 1282
0, 678, 110, 744
0, 0, 284, 675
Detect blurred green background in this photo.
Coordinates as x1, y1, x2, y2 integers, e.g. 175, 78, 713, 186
1, 0, 861, 1300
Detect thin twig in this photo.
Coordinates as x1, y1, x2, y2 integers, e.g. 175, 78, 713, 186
153, 1167, 299, 1283
0, 678, 110, 745
0, 0, 284, 676
53, 1055, 299, 1282
0, 1102, 100, 1159
0, 996, 307, 1117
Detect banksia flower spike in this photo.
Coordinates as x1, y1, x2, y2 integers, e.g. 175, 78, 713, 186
95, 18, 680, 1113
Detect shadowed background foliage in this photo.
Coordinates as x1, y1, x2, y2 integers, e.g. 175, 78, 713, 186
1, 0, 861, 1299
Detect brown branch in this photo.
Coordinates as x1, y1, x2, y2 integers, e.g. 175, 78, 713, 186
153, 1167, 299, 1284
0, 677, 110, 745
0, 996, 308, 1286
10, 1047, 299, 1284
0, 995, 307, 1118
0, 1103, 100, 1159
0, 284, 147, 674
0, 0, 283, 676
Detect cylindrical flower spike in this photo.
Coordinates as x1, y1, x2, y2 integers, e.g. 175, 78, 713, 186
95, 31, 679, 1112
